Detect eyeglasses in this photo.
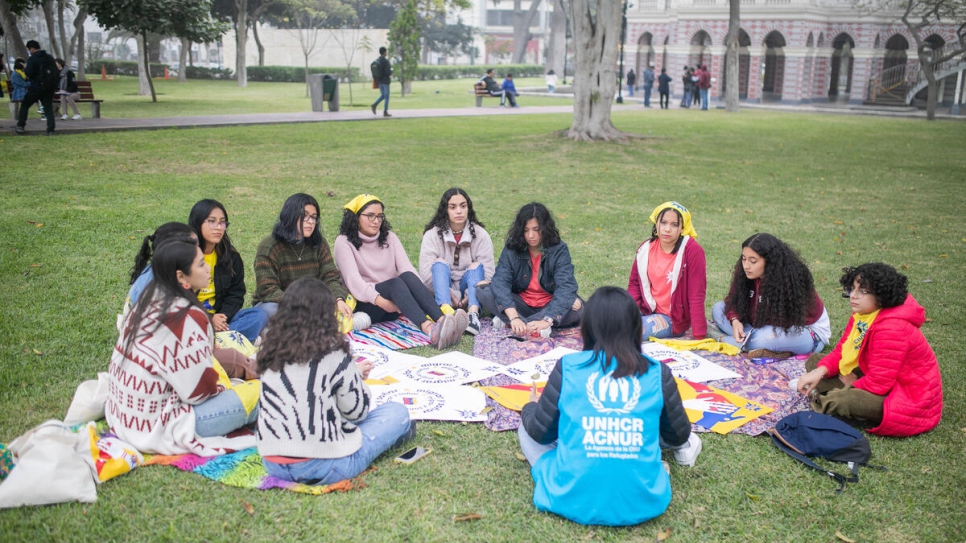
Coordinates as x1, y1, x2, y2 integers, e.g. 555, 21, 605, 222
204, 219, 230, 229
842, 287, 871, 298
302, 214, 319, 223
361, 213, 386, 222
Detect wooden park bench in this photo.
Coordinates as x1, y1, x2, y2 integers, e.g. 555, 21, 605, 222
474, 82, 501, 107
6, 79, 104, 119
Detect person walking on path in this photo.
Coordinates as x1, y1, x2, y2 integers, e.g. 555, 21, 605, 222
626, 69, 636, 97
642, 65, 655, 107
370, 47, 393, 118
658, 68, 672, 109
15, 40, 57, 135
697, 65, 712, 110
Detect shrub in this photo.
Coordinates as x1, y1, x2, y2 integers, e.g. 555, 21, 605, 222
87, 60, 168, 78
184, 66, 234, 80
406, 64, 545, 81
246, 65, 362, 83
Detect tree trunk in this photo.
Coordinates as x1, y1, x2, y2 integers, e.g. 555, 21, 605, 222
179, 37, 189, 82
235, 0, 249, 87
304, 57, 310, 97
922, 57, 937, 120
546, 0, 567, 77
724, 0, 740, 112
511, 0, 542, 64
0, 1, 29, 60
252, 20, 265, 66
73, 10, 87, 81
57, 0, 69, 60
138, 32, 157, 101
66, 8, 86, 68
566, 0, 624, 141
41, 0, 61, 59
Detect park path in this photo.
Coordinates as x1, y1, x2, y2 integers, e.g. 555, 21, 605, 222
2, 100, 961, 135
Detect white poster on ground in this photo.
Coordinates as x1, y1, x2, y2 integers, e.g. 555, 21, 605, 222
369, 383, 487, 422
502, 347, 579, 383
641, 343, 741, 383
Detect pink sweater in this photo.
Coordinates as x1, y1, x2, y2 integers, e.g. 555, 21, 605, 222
334, 231, 418, 304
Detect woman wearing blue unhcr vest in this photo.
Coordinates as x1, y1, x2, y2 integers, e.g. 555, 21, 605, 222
518, 287, 702, 526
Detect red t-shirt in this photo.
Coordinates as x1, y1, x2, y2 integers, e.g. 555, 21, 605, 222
646, 242, 676, 315
519, 253, 553, 308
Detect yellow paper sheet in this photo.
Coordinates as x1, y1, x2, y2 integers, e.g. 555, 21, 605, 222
479, 382, 546, 412
675, 378, 773, 434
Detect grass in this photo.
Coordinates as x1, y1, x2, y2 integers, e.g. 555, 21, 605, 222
73, 76, 570, 118
0, 105, 964, 542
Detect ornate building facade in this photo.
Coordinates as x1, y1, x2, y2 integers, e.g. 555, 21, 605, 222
625, 0, 965, 108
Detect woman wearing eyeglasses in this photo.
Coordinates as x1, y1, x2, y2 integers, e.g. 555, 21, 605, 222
419, 188, 495, 336
253, 193, 353, 325
187, 199, 268, 343
335, 194, 468, 350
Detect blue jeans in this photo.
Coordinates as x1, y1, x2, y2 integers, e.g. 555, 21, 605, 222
642, 313, 674, 340
644, 86, 652, 107
194, 389, 259, 438
255, 301, 278, 318
711, 301, 823, 355
682, 89, 691, 107
431, 262, 485, 309
229, 307, 269, 342
374, 83, 390, 111
700, 88, 709, 110
627, 83, 634, 96
263, 402, 412, 485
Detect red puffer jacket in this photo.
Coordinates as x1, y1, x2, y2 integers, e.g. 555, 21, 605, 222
818, 294, 943, 437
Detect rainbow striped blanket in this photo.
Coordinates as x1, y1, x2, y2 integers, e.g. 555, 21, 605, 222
347, 316, 431, 350
145, 448, 362, 495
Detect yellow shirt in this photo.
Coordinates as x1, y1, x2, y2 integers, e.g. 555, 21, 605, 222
839, 309, 880, 375
198, 251, 217, 314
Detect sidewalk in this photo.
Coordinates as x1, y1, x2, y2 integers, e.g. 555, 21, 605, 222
2, 98, 961, 135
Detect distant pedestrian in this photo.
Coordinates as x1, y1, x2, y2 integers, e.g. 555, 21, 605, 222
642, 65, 655, 107
15, 40, 57, 135
626, 69, 636, 97
545, 69, 558, 94
480, 68, 516, 107
502, 73, 520, 107
697, 64, 711, 110
680, 66, 692, 108
370, 46, 392, 118
691, 67, 701, 107
0, 53, 5, 98
658, 68, 671, 109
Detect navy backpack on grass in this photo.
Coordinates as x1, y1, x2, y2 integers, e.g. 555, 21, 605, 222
768, 412, 885, 493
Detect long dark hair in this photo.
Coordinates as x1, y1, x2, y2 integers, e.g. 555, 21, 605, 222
188, 199, 237, 275
725, 233, 816, 330
840, 263, 908, 309
124, 240, 206, 356
339, 200, 392, 250
649, 207, 684, 254
581, 287, 648, 379
256, 277, 346, 373
129, 222, 197, 285
505, 202, 561, 252
423, 187, 485, 239
272, 193, 323, 246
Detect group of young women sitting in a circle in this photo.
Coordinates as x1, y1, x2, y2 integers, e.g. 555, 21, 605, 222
106, 192, 943, 527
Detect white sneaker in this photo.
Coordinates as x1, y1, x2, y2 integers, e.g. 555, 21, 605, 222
492, 316, 505, 330
466, 312, 481, 335
539, 326, 552, 339
673, 433, 702, 467
72, 114, 82, 120
352, 312, 372, 331
61, 114, 68, 120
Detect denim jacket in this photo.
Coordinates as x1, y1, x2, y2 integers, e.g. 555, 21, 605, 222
491, 242, 578, 324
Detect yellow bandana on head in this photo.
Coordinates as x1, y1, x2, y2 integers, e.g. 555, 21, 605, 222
344, 194, 382, 214
649, 201, 697, 240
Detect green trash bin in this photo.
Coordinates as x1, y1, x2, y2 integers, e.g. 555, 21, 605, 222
322, 75, 337, 101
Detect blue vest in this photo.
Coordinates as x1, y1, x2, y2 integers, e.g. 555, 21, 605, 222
531, 350, 670, 526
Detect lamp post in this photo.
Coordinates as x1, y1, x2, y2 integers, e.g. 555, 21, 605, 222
616, 0, 628, 103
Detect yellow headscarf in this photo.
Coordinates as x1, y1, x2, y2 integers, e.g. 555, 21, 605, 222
344, 194, 382, 214
649, 201, 697, 240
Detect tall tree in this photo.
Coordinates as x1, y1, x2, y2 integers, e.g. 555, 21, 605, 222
81, 0, 224, 101
211, 0, 279, 84
40, 0, 61, 58
284, 0, 330, 97
566, 0, 623, 140
545, 0, 567, 76
0, 0, 32, 59
724, 0, 739, 112
388, 0, 420, 95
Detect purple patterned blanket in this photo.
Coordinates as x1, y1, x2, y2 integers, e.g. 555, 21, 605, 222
472, 319, 809, 436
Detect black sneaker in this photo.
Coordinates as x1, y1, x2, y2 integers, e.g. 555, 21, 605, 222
370, 103, 377, 115
466, 312, 481, 336
14, 126, 25, 134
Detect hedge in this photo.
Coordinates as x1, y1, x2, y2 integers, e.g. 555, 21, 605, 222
87, 60, 169, 78
184, 66, 234, 80
407, 64, 544, 81
246, 65, 363, 83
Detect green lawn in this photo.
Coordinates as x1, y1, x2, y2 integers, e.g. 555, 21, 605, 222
73, 76, 570, 118
0, 107, 964, 542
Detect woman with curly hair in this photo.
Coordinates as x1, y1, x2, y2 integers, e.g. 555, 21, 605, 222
107, 240, 259, 455
795, 263, 942, 436
419, 188, 495, 336
334, 194, 468, 349
258, 277, 414, 484
188, 199, 268, 342
518, 287, 700, 526
253, 193, 352, 324
478, 202, 583, 338
712, 233, 830, 357
627, 201, 707, 340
